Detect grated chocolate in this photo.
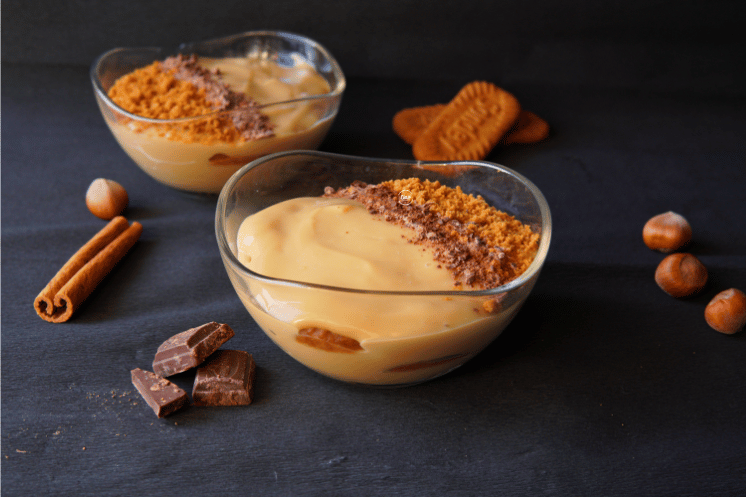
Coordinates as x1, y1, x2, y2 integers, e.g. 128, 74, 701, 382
323, 179, 539, 290
160, 54, 274, 140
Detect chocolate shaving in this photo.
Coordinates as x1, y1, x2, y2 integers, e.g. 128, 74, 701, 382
324, 181, 512, 289
159, 54, 274, 140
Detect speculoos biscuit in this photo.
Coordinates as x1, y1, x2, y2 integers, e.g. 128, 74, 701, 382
412, 81, 521, 161
392, 104, 446, 145
501, 110, 550, 145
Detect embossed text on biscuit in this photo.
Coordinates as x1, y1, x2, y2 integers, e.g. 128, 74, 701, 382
440, 97, 500, 152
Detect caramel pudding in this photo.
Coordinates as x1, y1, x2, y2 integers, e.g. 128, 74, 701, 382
102, 53, 335, 193
233, 178, 539, 385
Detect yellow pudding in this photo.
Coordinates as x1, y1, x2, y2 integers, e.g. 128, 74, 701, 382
199, 56, 331, 110
232, 179, 540, 385
238, 197, 459, 291
101, 53, 336, 193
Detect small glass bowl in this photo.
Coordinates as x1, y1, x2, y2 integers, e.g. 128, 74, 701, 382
91, 31, 345, 194
215, 151, 552, 386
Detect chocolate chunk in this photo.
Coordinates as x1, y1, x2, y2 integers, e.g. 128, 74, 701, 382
192, 350, 255, 406
152, 322, 234, 377
130, 368, 189, 418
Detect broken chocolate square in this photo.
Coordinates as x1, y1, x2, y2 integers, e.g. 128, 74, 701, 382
152, 322, 234, 377
131, 368, 189, 418
192, 350, 256, 406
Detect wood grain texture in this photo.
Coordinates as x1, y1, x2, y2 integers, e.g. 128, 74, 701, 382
4, 13, 746, 493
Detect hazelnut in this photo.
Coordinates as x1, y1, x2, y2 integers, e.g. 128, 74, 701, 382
643, 211, 692, 252
654, 252, 708, 298
86, 178, 128, 220
705, 288, 746, 334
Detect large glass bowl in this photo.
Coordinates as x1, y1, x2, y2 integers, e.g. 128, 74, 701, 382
91, 31, 345, 194
216, 151, 552, 386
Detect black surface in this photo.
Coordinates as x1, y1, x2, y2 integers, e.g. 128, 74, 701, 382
3, 1, 746, 496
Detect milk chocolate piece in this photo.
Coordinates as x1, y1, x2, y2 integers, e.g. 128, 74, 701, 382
192, 350, 255, 406
152, 322, 234, 377
130, 368, 189, 418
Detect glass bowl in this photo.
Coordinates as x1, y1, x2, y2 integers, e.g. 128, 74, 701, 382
91, 31, 345, 194
215, 151, 552, 386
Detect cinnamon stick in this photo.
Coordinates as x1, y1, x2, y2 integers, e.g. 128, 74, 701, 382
34, 216, 143, 323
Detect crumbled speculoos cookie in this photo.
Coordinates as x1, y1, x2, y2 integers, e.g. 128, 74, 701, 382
324, 178, 539, 289
107, 54, 273, 143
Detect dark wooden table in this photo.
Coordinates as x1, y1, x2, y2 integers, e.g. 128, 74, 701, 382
3, 1, 745, 495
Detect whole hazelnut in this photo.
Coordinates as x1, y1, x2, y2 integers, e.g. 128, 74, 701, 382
86, 178, 129, 220
654, 252, 708, 298
705, 288, 746, 334
643, 211, 692, 252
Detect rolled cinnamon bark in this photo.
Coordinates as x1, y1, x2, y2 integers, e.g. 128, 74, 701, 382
34, 216, 143, 323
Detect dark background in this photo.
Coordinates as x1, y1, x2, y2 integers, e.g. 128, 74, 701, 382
3, 1, 746, 495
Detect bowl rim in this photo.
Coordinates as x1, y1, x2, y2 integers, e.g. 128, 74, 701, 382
90, 30, 346, 124
215, 150, 552, 297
